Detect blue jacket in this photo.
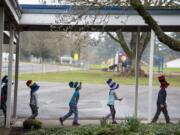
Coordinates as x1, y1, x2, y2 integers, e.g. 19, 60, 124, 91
30, 82, 40, 93
29, 82, 40, 106
69, 90, 79, 106
157, 88, 167, 105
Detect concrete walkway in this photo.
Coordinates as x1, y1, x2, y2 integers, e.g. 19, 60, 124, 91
13, 118, 180, 128
1, 82, 180, 130
14, 119, 100, 128
16, 82, 180, 120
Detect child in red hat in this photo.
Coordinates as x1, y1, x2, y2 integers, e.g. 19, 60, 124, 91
26, 80, 40, 119
152, 74, 170, 123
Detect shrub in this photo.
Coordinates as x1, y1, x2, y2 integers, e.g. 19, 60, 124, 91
23, 119, 42, 130
125, 117, 140, 132
95, 126, 118, 135
25, 122, 180, 135
95, 128, 111, 135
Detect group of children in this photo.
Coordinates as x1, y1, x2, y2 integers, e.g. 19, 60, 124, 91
0, 74, 170, 126
0, 77, 40, 125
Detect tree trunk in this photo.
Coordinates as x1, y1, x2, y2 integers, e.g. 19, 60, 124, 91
107, 31, 150, 76
128, 57, 136, 70
130, 0, 180, 51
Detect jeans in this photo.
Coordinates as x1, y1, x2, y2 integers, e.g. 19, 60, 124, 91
0, 102, 6, 125
152, 104, 170, 123
104, 105, 116, 122
29, 104, 38, 119
62, 105, 78, 123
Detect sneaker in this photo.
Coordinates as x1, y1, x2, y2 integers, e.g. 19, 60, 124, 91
59, 117, 63, 126
112, 121, 117, 124
72, 122, 80, 126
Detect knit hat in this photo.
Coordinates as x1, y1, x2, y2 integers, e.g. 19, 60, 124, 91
69, 81, 81, 89
158, 75, 169, 88
26, 80, 32, 87
106, 78, 119, 90
2, 75, 8, 83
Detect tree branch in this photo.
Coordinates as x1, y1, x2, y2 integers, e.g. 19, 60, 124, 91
139, 32, 151, 59
165, 0, 174, 6
107, 32, 133, 58
107, 32, 120, 43
116, 31, 133, 58
130, 0, 180, 51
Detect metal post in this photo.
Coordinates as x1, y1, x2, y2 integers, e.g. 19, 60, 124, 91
13, 32, 20, 118
6, 25, 14, 128
0, 7, 5, 107
148, 30, 155, 122
134, 27, 140, 118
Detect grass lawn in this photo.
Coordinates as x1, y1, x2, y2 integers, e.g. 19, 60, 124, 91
19, 70, 180, 86
90, 64, 108, 70
90, 64, 180, 74
142, 66, 180, 74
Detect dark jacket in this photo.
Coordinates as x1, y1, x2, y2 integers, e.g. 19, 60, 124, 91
157, 88, 167, 105
1, 76, 8, 103
1, 84, 7, 103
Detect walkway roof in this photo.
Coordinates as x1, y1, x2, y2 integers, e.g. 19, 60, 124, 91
1, 0, 180, 32
19, 5, 180, 32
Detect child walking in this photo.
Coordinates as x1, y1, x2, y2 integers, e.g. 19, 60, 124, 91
26, 80, 40, 119
152, 74, 170, 123
59, 81, 82, 126
0, 75, 8, 125
103, 78, 123, 124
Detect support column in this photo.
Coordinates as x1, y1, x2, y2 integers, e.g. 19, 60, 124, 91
13, 32, 20, 118
6, 25, 14, 128
0, 7, 5, 106
134, 27, 140, 118
148, 30, 155, 122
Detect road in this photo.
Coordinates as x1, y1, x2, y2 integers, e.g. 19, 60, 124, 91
15, 82, 180, 121
2, 62, 82, 73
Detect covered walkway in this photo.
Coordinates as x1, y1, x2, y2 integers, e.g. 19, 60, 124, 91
0, 0, 180, 128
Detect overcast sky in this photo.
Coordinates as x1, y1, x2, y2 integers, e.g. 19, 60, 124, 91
19, 0, 72, 5
19, 0, 40, 4
19, 0, 179, 5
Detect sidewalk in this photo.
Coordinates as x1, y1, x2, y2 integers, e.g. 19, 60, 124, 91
0, 128, 10, 135
13, 118, 180, 128
13, 119, 100, 128
1, 118, 179, 135
0, 127, 26, 135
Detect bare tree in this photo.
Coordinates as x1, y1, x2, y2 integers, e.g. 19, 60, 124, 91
42, 0, 180, 51
130, 0, 180, 51
106, 0, 177, 74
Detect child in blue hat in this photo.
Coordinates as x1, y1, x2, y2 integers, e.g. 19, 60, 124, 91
59, 81, 82, 126
103, 78, 123, 124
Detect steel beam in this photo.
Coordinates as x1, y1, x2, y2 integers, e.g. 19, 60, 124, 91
134, 27, 140, 118
5, 24, 14, 128
4, 0, 20, 24
148, 30, 155, 122
0, 7, 5, 107
12, 31, 20, 118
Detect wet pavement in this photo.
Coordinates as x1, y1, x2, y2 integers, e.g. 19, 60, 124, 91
15, 82, 180, 121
